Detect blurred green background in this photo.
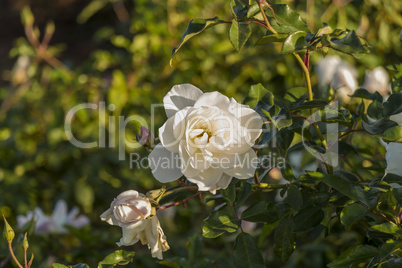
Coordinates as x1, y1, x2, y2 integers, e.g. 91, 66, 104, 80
1, 0, 402, 267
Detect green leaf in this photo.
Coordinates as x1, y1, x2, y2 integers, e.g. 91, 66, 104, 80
368, 99, 384, 120
307, 23, 333, 46
381, 125, 402, 142
241, 201, 279, 223
340, 203, 368, 225
221, 184, 236, 204
72, 265, 90, 268
324, 30, 370, 56
307, 171, 369, 206
284, 87, 308, 103
170, 17, 225, 63
379, 240, 402, 260
350, 88, 383, 102
388, 64, 402, 93
236, 181, 252, 204
229, 19, 252, 52
230, 0, 248, 19
281, 31, 308, 53
266, 4, 310, 33
98, 250, 136, 268
383, 93, 402, 117
259, 220, 280, 246
243, 83, 273, 108
202, 206, 240, 238
255, 32, 289, 45
291, 100, 328, 111
327, 245, 378, 268
263, 108, 292, 131
292, 205, 324, 232
52, 264, 69, 268
274, 215, 295, 262
371, 222, 402, 238
284, 185, 303, 210
379, 258, 402, 268
362, 118, 398, 136
233, 233, 265, 268
383, 173, 402, 185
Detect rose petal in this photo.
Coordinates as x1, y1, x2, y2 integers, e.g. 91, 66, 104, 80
163, 84, 203, 118
224, 149, 258, 179
386, 142, 402, 176
117, 220, 148, 246
179, 140, 201, 177
229, 106, 263, 143
148, 144, 183, 183
194, 92, 231, 111
187, 167, 224, 191
390, 112, 402, 126
116, 190, 140, 199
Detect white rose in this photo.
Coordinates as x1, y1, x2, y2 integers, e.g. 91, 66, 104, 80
385, 112, 402, 179
148, 84, 263, 193
362, 67, 391, 97
100, 190, 170, 260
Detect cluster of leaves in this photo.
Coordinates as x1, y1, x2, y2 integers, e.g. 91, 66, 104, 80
171, 0, 370, 59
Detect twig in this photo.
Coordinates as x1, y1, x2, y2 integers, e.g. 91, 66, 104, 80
158, 192, 201, 210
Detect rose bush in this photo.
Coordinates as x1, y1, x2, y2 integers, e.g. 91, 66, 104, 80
100, 190, 169, 260
148, 84, 263, 193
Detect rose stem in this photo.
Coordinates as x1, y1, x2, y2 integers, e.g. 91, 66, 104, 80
158, 192, 201, 210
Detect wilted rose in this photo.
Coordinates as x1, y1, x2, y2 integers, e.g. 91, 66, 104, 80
100, 190, 169, 260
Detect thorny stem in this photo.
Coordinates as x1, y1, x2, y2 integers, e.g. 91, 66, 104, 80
158, 192, 201, 210
7, 243, 23, 268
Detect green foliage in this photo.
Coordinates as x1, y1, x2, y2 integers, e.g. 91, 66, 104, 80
233, 232, 265, 268
202, 206, 240, 238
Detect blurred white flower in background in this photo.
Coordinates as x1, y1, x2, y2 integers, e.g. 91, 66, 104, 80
316, 56, 358, 103
17, 200, 90, 234
362, 67, 391, 98
316, 56, 392, 102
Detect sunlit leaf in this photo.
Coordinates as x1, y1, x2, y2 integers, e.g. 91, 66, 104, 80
202, 206, 240, 238
229, 19, 252, 52
171, 17, 225, 63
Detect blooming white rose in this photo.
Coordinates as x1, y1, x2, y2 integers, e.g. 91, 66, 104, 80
17, 200, 89, 234
362, 67, 391, 98
148, 84, 263, 193
100, 190, 169, 260
385, 112, 402, 179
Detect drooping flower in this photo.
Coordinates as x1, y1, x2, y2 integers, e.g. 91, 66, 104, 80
148, 84, 263, 193
17, 200, 89, 234
100, 190, 169, 260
